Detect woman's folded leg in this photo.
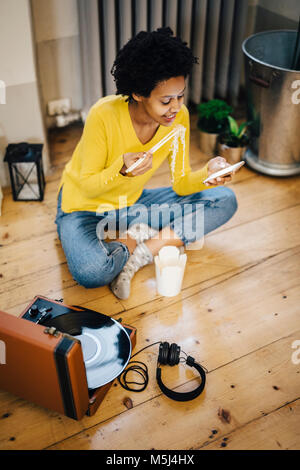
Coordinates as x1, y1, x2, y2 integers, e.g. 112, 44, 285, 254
57, 211, 130, 288
131, 185, 238, 246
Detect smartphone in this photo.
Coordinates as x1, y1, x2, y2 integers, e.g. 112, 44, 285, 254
203, 161, 245, 183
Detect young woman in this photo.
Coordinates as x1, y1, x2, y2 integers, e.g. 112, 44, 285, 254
55, 28, 238, 299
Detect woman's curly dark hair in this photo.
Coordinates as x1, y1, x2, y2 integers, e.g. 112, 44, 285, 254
111, 27, 198, 103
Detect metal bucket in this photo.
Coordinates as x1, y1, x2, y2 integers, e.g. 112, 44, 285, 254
242, 30, 300, 176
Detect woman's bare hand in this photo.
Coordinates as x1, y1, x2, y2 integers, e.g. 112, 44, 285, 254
120, 151, 153, 177
205, 156, 234, 186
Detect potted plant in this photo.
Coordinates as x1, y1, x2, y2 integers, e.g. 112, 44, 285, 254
217, 116, 250, 164
197, 99, 232, 156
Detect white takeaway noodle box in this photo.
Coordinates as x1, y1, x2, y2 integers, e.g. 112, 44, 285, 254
154, 246, 187, 297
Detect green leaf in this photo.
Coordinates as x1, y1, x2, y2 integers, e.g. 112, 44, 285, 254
237, 122, 248, 138
227, 116, 239, 136
238, 120, 253, 138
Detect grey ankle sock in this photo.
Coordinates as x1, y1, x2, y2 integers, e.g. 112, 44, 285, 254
120, 242, 153, 280
110, 243, 153, 299
130, 242, 153, 269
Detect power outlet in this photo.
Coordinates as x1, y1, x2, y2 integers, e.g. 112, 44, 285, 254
47, 98, 71, 116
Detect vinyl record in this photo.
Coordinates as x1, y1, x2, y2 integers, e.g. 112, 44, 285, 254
42, 309, 131, 389
75, 321, 131, 389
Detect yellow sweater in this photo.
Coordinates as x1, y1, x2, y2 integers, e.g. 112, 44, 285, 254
59, 95, 210, 214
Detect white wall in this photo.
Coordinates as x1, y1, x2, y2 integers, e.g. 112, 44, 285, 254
258, 0, 299, 21
0, 0, 50, 188
31, 0, 83, 128
255, 0, 299, 33
32, 0, 79, 42
0, 1, 36, 86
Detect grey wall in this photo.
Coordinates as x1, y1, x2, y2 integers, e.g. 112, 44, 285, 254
31, 0, 83, 128
0, 0, 50, 188
1, 0, 298, 190
255, 0, 299, 32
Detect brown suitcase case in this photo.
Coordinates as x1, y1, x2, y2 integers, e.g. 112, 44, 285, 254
0, 296, 136, 420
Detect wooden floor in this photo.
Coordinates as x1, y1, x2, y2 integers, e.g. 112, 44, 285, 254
0, 115, 300, 450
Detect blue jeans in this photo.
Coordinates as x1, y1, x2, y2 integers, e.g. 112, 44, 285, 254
55, 186, 237, 288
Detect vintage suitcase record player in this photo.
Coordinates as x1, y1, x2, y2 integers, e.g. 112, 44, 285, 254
0, 296, 136, 420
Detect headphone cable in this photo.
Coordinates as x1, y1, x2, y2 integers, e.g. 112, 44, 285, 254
118, 341, 161, 392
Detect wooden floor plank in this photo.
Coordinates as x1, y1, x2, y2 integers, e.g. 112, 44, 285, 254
47, 331, 300, 450
0, 246, 299, 450
0, 266, 124, 317
0, 203, 55, 247
202, 399, 300, 450
212, 174, 300, 234
0, 233, 65, 283
0, 118, 299, 451
116, 246, 300, 372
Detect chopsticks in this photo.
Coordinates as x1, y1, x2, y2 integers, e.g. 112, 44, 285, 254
125, 125, 183, 173
150, 126, 182, 153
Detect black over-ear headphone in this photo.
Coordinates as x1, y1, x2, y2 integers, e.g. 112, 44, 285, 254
118, 340, 206, 402
156, 342, 206, 402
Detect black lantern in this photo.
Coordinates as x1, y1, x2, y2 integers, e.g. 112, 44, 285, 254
4, 142, 45, 201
